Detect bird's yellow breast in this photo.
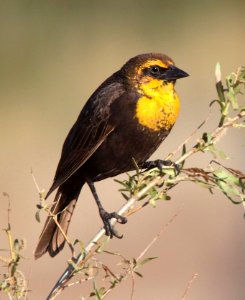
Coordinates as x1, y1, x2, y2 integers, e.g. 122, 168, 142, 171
135, 80, 180, 131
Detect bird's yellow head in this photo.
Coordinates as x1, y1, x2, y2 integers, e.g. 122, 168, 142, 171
122, 53, 189, 131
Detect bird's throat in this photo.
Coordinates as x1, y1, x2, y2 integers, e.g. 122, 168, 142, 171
135, 81, 180, 131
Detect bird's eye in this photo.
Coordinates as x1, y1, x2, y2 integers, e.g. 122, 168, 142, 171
150, 65, 160, 74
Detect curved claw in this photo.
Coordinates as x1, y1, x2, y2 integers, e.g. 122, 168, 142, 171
109, 227, 123, 239
110, 212, 127, 224
99, 210, 127, 239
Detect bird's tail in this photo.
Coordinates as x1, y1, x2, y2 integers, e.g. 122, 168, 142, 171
34, 180, 84, 259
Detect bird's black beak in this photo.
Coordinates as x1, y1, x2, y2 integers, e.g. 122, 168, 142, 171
162, 65, 189, 81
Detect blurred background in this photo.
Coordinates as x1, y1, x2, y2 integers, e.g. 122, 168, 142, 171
0, 0, 244, 299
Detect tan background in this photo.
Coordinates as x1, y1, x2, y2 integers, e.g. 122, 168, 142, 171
0, 1, 245, 299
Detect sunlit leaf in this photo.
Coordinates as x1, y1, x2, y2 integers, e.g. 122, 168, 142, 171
137, 257, 158, 267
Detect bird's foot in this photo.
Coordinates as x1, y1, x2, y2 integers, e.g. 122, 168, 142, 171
141, 159, 180, 174
99, 209, 127, 239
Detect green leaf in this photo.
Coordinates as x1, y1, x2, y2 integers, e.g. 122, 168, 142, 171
213, 169, 245, 204
227, 89, 239, 110
208, 146, 229, 159
137, 257, 158, 267
149, 198, 156, 207
162, 167, 176, 177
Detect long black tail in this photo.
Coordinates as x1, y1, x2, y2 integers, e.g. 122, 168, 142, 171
34, 180, 84, 259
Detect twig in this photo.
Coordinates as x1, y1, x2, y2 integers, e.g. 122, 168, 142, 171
4, 193, 15, 262
130, 270, 135, 300
136, 209, 182, 262
181, 273, 199, 300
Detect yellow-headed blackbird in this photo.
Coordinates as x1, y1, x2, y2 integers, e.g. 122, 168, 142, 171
35, 53, 188, 259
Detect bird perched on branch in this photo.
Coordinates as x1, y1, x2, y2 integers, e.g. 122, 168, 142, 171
35, 53, 188, 259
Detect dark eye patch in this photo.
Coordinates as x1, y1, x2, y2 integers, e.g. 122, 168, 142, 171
143, 65, 168, 79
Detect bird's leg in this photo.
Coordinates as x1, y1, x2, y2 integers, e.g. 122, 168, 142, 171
140, 159, 180, 174
86, 178, 127, 239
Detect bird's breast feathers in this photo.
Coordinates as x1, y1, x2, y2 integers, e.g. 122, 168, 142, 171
135, 81, 180, 131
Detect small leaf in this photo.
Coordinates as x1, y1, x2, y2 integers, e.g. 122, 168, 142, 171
205, 145, 228, 159
202, 132, 212, 144
182, 143, 186, 154
137, 257, 158, 267
134, 271, 143, 278
149, 198, 156, 208
35, 210, 41, 223
103, 250, 120, 256
213, 169, 231, 180
121, 192, 129, 201
213, 169, 245, 203
227, 90, 239, 110
132, 258, 137, 267
164, 194, 171, 201
162, 167, 176, 177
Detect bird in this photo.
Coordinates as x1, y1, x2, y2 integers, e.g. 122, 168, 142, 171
34, 53, 189, 259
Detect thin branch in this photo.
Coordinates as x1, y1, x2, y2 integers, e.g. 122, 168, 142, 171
136, 209, 181, 262
4, 193, 16, 262
181, 273, 199, 300
130, 270, 135, 300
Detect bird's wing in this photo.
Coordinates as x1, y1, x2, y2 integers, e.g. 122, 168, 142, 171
46, 81, 125, 198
